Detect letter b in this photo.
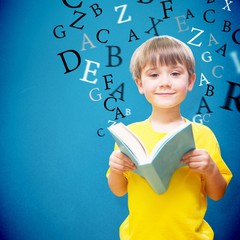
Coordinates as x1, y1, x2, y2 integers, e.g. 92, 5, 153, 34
105, 46, 122, 67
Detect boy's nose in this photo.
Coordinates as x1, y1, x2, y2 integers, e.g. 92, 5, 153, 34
158, 75, 171, 87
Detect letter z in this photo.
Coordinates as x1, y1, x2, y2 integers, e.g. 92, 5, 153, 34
114, 4, 132, 24
187, 27, 204, 47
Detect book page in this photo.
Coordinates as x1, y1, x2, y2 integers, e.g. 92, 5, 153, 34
109, 123, 148, 164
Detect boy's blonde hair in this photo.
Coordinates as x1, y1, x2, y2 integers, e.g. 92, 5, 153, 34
130, 35, 195, 79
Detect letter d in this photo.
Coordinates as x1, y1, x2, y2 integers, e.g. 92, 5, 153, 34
57, 49, 81, 74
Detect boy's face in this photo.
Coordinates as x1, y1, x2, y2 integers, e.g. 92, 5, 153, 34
135, 64, 195, 110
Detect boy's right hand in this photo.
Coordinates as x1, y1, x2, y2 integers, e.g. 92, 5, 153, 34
109, 150, 136, 174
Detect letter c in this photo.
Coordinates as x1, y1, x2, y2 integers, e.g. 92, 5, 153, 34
104, 97, 117, 111
212, 65, 224, 78
96, 29, 110, 44
62, 0, 83, 8
97, 128, 105, 137
202, 113, 211, 122
203, 9, 215, 23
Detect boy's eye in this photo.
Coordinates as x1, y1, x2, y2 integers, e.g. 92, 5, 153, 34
171, 71, 181, 76
150, 73, 159, 78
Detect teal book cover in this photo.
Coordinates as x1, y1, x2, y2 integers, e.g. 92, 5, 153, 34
1, 1, 239, 239
108, 122, 195, 194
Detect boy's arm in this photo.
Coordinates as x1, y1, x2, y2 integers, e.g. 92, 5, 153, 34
108, 150, 136, 197
204, 162, 227, 200
181, 149, 227, 201
108, 171, 128, 197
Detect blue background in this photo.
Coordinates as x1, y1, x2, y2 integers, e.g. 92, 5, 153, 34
1, 1, 239, 239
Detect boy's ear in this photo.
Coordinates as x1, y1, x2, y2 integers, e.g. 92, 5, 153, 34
135, 78, 144, 94
187, 73, 196, 91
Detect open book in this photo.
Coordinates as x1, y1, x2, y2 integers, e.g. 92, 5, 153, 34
108, 122, 195, 194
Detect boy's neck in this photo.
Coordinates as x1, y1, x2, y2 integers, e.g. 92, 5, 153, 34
149, 107, 185, 132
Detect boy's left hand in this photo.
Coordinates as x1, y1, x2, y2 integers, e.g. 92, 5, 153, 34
181, 149, 216, 175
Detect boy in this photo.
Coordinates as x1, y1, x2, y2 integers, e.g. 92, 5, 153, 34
107, 36, 232, 240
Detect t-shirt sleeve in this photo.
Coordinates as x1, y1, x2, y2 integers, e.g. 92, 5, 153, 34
209, 132, 232, 185
193, 123, 232, 185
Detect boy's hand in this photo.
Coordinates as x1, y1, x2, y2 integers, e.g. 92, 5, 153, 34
109, 150, 136, 174
181, 149, 216, 175
181, 149, 227, 200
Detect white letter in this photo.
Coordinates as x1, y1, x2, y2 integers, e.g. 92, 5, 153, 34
212, 65, 224, 78
187, 27, 204, 47
81, 33, 96, 51
125, 108, 131, 116
230, 51, 240, 74
208, 33, 219, 46
201, 51, 212, 62
222, 0, 233, 11
80, 59, 100, 84
192, 114, 203, 124
114, 4, 132, 24
199, 73, 210, 86
89, 88, 102, 101
175, 15, 189, 32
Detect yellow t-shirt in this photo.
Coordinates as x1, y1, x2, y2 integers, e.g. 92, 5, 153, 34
111, 119, 232, 240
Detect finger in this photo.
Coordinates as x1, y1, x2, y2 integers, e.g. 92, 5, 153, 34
182, 149, 197, 160
181, 155, 202, 165
109, 153, 136, 171
182, 149, 207, 162
114, 151, 136, 168
110, 162, 127, 173
122, 155, 136, 168
187, 161, 203, 169
110, 160, 135, 173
